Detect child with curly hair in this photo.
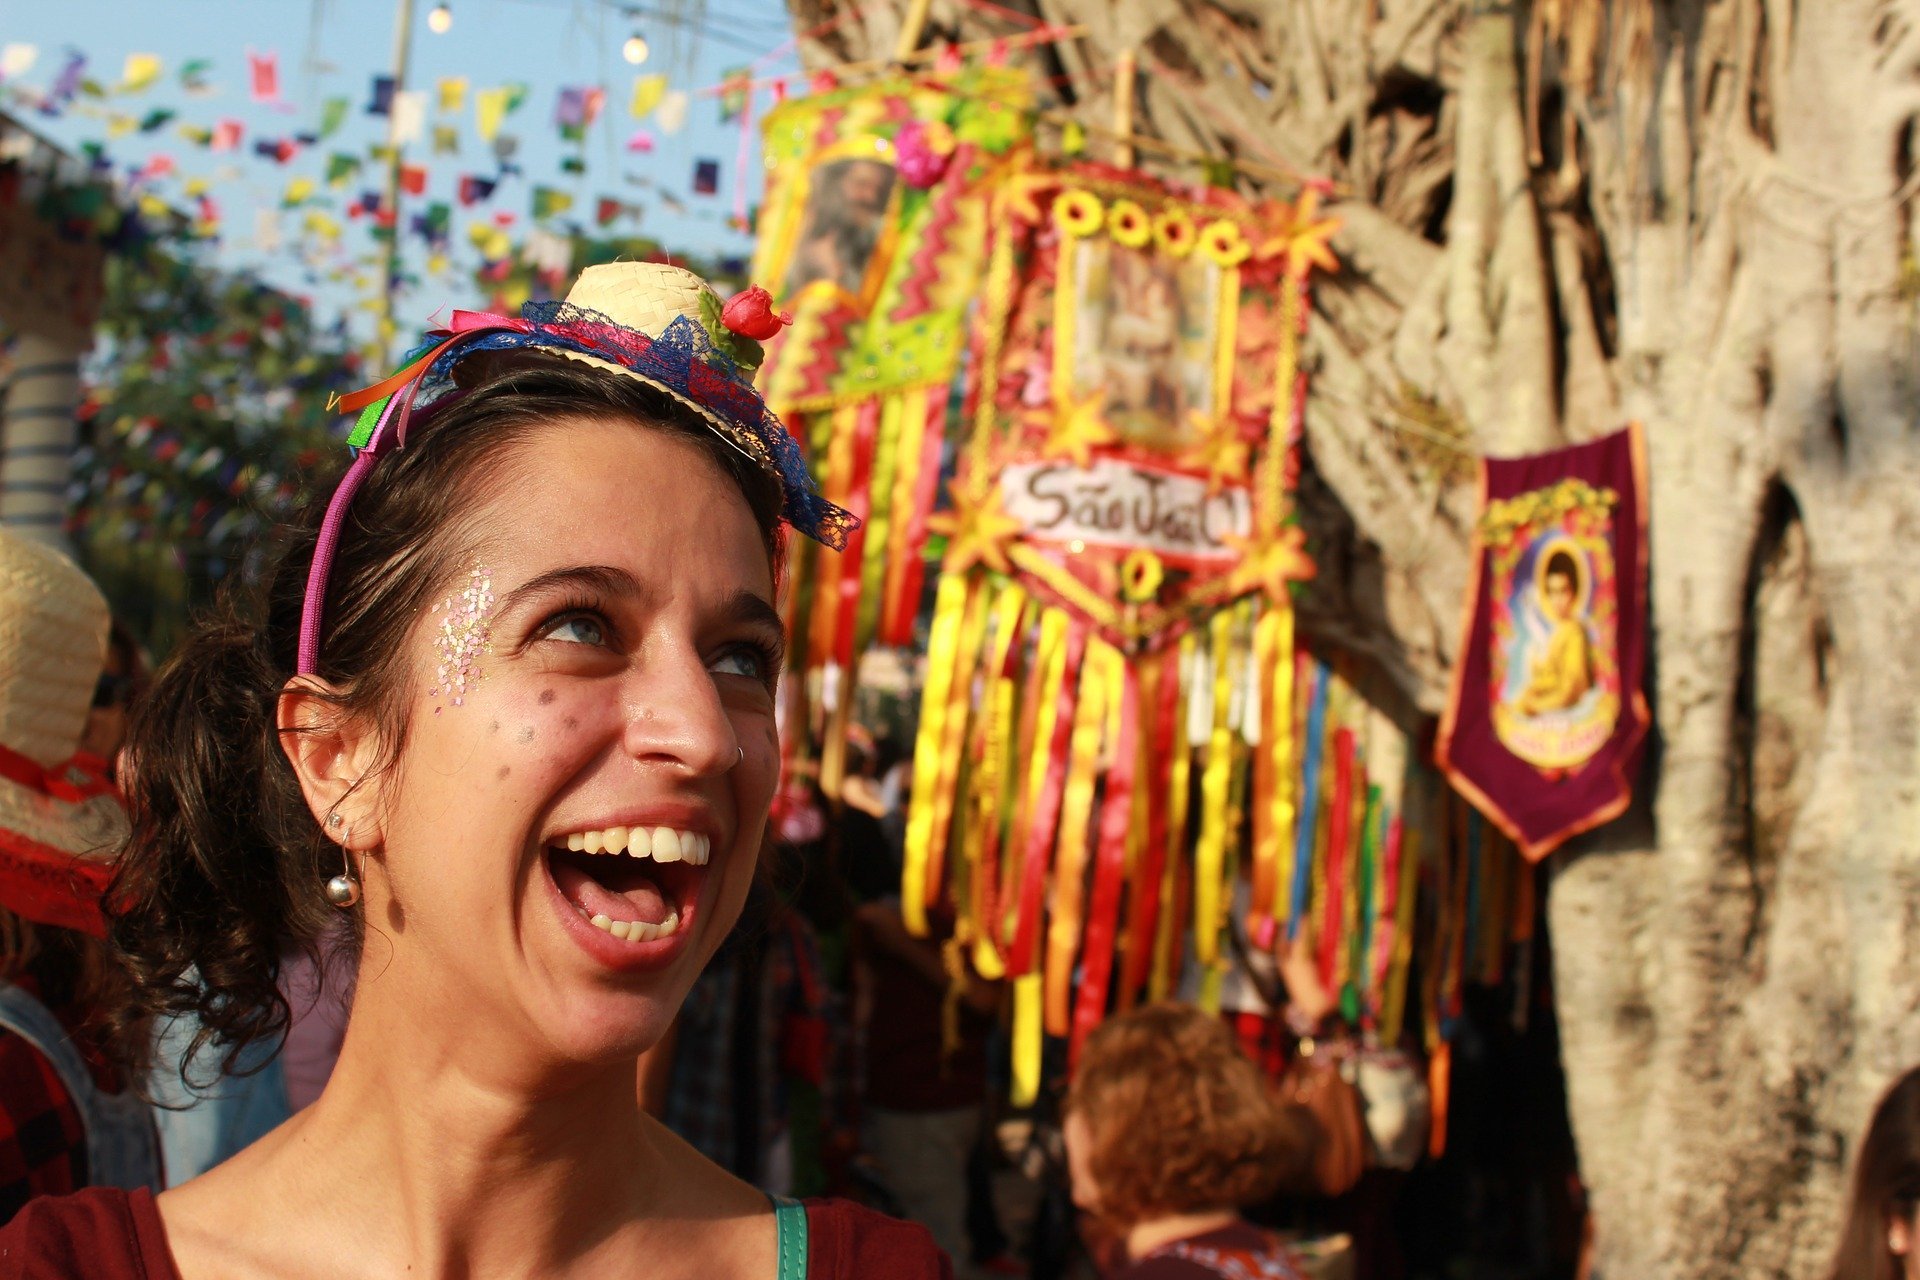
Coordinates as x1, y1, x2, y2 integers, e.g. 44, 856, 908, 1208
1063, 1003, 1314, 1278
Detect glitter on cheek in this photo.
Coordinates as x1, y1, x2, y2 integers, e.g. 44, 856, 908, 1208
427, 564, 497, 712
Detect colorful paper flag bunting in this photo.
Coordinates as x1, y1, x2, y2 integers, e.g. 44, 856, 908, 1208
326, 152, 361, 185
531, 185, 573, 220
718, 69, 751, 123
212, 119, 244, 151
475, 87, 508, 142
625, 129, 656, 153
399, 163, 428, 195
121, 53, 163, 94
283, 176, 316, 207
367, 74, 396, 116
179, 58, 213, 95
630, 74, 666, 119
391, 90, 427, 144
457, 173, 497, 206
692, 158, 720, 195
248, 50, 279, 104
319, 96, 350, 138
656, 90, 689, 134
436, 76, 468, 114
432, 124, 460, 155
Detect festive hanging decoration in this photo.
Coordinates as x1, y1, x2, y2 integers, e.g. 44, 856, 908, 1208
1437, 424, 1650, 859
747, 68, 1031, 790
898, 163, 1338, 1088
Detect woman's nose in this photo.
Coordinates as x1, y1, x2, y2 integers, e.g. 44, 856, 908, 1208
619, 648, 738, 776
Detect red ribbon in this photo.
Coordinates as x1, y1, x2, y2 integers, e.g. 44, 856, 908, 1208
1070, 660, 1139, 1068
1117, 653, 1180, 1009
0, 743, 118, 805
1006, 625, 1086, 976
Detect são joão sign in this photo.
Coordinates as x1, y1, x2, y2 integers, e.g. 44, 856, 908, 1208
1000, 458, 1250, 563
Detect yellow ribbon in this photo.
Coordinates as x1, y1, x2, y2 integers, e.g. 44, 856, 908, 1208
1192, 609, 1237, 967
1010, 973, 1043, 1107
902, 574, 975, 936
927, 582, 995, 921
1006, 608, 1068, 957
962, 585, 1028, 979
1044, 639, 1112, 1037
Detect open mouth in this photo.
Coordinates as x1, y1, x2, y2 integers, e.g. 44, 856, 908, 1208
545, 824, 711, 945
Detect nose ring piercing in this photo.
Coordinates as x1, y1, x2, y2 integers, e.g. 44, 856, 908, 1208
325, 824, 362, 908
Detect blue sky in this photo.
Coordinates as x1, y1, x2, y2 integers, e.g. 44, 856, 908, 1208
1, 0, 800, 342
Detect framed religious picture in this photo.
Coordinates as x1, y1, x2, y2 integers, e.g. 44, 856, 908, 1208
1437, 424, 1650, 859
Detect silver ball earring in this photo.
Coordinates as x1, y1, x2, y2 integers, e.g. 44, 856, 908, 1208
325, 828, 361, 908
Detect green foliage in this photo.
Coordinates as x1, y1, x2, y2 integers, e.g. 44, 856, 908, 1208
70, 246, 359, 656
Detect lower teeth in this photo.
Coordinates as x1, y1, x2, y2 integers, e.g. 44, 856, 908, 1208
587, 910, 680, 943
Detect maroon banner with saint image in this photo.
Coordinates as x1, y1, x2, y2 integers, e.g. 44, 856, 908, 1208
1436, 424, 1650, 860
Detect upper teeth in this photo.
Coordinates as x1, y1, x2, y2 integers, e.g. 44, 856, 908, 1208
561, 825, 710, 866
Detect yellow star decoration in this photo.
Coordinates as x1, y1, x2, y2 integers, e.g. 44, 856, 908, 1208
1004, 171, 1061, 225
928, 484, 1025, 577
1043, 388, 1118, 467
1224, 525, 1316, 602
1258, 188, 1342, 280
1178, 410, 1251, 494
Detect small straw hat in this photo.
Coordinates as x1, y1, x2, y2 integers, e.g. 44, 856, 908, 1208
0, 530, 126, 935
457, 262, 774, 470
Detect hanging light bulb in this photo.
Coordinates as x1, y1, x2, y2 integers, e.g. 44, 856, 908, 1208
623, 31, 651, 65
427, 3, 453, 33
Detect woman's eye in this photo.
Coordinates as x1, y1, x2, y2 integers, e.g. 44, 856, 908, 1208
541, 614, 607, 647
710, 647, 766, 680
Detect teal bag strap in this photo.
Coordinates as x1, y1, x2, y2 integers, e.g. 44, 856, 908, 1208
769, 1195, 809, 1280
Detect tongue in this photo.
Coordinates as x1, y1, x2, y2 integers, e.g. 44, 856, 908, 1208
549, 851, 671, 925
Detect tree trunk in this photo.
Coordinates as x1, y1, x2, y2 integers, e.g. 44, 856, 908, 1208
784, 1, 1920, 1272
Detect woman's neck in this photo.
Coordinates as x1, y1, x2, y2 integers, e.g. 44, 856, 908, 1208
1126, 1208, 1243, 1261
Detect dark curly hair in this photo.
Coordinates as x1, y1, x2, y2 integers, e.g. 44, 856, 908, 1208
1066, 1003, 1308, 1229
106, 359, 785, 1088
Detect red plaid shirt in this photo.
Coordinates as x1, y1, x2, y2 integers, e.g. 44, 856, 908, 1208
0, 1023, 87, 1223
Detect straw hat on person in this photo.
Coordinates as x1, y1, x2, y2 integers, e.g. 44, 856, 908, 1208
0, 530, 127, 935
453, 262, 781, 471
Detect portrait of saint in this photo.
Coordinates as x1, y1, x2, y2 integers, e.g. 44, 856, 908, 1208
1490, 527, 1620, 771
1069, 241, 1218, 450
782, 155, 898, 302
1512, 548, 1595, 716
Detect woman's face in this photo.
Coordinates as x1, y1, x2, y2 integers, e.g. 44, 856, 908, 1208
360, 417, 781, 1067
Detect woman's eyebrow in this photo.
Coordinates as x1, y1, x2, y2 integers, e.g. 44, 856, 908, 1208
497, 565, 649, 615
713, 588, 784, 638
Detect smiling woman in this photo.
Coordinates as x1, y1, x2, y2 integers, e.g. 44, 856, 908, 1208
0, 265, 946, 1279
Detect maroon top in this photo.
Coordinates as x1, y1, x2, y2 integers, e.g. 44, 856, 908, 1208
0, 1186, 949, 1279
1117, 1222, 1308, 1279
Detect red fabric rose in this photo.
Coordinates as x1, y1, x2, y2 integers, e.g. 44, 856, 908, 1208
721, 286, 791, 340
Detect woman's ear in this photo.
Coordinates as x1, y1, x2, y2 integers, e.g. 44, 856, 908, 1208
278, 677, 387, 847
1891, 1209, 1913, 1257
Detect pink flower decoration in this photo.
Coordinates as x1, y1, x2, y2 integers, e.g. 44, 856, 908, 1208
722, 286, 791, 340
896, 119, 956, 190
